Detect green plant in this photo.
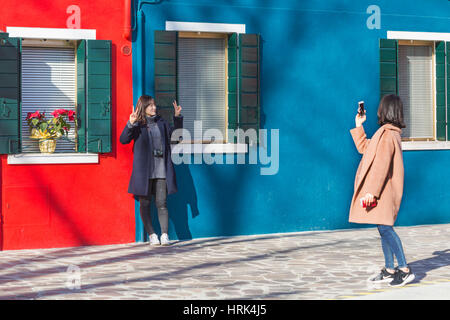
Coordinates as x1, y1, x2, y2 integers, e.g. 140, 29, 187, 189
27, 109, 76, 139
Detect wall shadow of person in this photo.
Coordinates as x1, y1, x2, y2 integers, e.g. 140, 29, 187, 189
146, 163, 199, 241
408, 249, 450, 283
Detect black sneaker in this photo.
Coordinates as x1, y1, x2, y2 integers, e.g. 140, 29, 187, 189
367, 267, 396, 283
389, 267, 415, 287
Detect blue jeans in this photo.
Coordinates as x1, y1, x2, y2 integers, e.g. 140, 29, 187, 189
377, 225, 408, 269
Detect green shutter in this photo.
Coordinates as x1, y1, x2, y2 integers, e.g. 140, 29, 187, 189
239, 34, 260, 143
228, 33, 238, 142
447, 42, 450, 141
436, 41, 446, 141
379, 38, 398, 99
154, 31, 177, 124
76, 40, 86, 152
0, 33, 21, 154
86, 40, 111, 153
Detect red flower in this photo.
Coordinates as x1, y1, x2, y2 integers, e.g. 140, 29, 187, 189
28, 111, 42, 119
51, 109, 68, 117
68, 110, 76, 121
63, 126, 69, 131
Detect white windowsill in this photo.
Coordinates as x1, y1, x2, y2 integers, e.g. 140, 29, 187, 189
7, 145, 248, 164
171, 143, 248, 154
402, 141, 450, 151
7, 153, 99, 164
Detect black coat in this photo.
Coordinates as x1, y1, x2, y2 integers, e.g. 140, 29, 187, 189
120, 115, 183, 196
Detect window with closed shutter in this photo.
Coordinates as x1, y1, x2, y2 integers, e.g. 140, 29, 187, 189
177, 36, 226, 142
398, 44, 434, 140
21, 45, 76, 152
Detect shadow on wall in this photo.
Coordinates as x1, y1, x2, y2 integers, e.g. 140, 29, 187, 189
136, 10, 272, 240
138, 2, 358, 235
4, 165, 93, 247
1, 43, 91, 249
168, 163, 199, 240
142, 163, 199, 241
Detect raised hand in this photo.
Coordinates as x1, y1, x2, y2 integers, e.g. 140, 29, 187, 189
355, 112, 366, 128
130, 105, 138, 124
173, 100, 182, 117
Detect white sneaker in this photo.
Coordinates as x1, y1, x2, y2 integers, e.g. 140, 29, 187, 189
149, 233, 160, 246
160, 233, 170, 246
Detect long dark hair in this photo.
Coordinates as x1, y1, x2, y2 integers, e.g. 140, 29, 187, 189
135, 95, 156, 124
377, 94, 406, 129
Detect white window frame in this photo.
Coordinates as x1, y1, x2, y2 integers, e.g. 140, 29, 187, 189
387, 31, 450, 151
6, 27, 98, 164
165, 21, 248, 154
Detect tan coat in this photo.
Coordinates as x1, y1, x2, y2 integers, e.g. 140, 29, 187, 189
349, 124, 404, 226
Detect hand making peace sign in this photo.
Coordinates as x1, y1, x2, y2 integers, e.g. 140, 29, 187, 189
173, 100, 182, 117
129, 105, 139, 124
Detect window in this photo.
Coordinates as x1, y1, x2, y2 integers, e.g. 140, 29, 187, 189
380, 37, 450, 148
21, 40, 77, 153
178, 33, 227, 143
398, 41, 434, 140
0, 31, 112, 157
153, 30, 261, 145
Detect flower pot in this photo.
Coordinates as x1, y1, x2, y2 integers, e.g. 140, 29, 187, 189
38, 138, 56, 154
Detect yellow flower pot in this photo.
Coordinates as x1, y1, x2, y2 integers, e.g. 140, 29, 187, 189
38, 138, 56, 154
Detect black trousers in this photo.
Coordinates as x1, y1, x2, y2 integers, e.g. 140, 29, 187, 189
138, 179, 168, 235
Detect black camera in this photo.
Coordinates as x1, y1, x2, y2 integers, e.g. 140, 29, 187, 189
153, 149, 164, 157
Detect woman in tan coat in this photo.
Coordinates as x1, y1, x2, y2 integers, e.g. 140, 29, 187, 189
349, 94, 415, 287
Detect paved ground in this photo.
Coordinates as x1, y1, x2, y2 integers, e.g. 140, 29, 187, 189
0, 224, 449, 300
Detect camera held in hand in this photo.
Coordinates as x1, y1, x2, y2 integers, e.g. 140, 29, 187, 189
153, 149, 164, 158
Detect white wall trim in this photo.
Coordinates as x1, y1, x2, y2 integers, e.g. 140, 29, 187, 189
402, 141, 450, 151
171, 143, 248, 154
165, 21, 245, 34
6, 27, 96, 40
8, 153, 99, 165
387, 31, 450, 42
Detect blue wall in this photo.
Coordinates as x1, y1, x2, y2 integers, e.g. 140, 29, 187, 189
131, 0, 450, 241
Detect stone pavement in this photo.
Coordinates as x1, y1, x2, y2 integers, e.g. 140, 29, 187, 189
0, 224, 449, 300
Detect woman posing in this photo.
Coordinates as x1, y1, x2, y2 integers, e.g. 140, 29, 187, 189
120, 95, 183, 246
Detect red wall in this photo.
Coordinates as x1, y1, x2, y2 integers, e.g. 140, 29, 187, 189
0, 0, 135, 250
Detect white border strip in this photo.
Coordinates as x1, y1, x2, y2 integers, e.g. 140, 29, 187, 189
8, 153, 99, 165
402, 141, 450, 151
6, 27, 96, 40
166, 21, 245, 34
387, 31, 450, 42
171, 144, 248, 154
